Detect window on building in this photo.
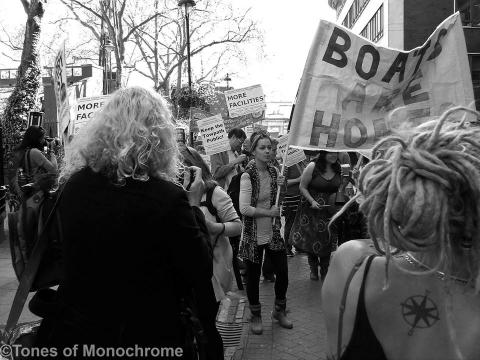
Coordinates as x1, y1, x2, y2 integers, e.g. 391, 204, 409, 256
471, 55, 480, 110
457, 0, 480, 27
360, 4, 384, 43
341, 0, 371, 28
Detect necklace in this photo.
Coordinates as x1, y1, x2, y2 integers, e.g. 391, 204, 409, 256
403, 253, 470, 285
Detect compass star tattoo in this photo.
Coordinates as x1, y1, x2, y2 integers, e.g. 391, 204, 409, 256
401, 290, 440, 335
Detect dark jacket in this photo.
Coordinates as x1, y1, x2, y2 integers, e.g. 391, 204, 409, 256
35, 167, 218, 357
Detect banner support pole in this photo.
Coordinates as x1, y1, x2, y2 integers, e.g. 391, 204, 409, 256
273, 140, 290, 226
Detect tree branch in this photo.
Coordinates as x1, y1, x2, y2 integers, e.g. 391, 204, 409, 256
19, 0, 30, 14
123, 13, 166, 42
66, 0, 103, 20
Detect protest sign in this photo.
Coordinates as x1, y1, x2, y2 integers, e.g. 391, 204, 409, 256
224, 85, 267, 118
74, 95, 109, 134
277, 134, 306, 167
209, 92, 265, 132
54, 41, 70, 136
197, 114, 230, 156
289, 13, 474, 152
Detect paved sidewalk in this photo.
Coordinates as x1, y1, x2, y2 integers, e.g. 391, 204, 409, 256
0, 216, 39, 326
0, 216, 329, 360
232, 253, 328, 360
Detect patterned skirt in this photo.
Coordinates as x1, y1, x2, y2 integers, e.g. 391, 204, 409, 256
289, 191, 338, 257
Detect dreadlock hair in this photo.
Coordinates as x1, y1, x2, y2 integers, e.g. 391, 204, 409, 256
331, 106, 480, 291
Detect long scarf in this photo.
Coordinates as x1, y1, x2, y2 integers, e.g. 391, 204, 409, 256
239, 161, 285, 264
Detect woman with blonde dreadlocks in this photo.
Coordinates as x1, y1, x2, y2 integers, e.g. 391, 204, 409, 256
321, 106, 480, 360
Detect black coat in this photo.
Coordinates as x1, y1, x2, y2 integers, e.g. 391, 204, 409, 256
35, 167, 218, 357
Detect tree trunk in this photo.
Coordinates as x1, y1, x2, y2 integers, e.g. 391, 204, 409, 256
2, 0, 46, 183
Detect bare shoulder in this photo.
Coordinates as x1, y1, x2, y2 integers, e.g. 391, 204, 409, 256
330, 240, 376, 273
322, 240, 378, 311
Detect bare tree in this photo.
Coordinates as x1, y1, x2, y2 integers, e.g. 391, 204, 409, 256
2, 0, 47, 178
58, 0, 165, 89
127, 0, 261, 94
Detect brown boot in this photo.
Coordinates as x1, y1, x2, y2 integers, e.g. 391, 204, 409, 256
250, 315, 263, 335
272, 309, 293, 329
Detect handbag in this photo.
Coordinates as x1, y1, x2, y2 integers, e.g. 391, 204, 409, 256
0, 187, 63, 351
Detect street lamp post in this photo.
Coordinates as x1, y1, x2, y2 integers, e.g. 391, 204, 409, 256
224, 73, 232, 90
178, 0, 196, 145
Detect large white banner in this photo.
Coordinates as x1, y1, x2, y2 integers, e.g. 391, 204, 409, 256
289, 13, 474, 152
74, 95, 109, 134
197, 114, 230, 156
53, 41, 70, 136
277, 134, 306, 167
224, 84, 267, 118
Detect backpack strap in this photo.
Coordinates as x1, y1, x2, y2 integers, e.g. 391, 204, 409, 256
200, 185, 221, 223
3, 186, 65, 340
337, 254, 375, 359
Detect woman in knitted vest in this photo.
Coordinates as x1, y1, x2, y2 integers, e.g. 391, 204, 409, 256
239, 131, 292, 335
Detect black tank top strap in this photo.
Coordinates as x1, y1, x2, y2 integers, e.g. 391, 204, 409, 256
358, 255, 376, 305
340, 254, 387, 360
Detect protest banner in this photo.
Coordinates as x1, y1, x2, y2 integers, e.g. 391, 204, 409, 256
53, 41, 70, 137
197, 114, 230, 156
73, 95, 109, 134
277, 134, 306, 167
289, 13, 474, 152
224, 85, 267, 118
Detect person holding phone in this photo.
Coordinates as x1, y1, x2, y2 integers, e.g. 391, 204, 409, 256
35, 87, 222, 359
290, 151, 345, 281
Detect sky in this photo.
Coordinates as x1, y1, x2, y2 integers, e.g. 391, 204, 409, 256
1, 0, 336, 102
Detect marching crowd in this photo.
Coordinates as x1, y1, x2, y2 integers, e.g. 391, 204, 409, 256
6, 86, 480, 360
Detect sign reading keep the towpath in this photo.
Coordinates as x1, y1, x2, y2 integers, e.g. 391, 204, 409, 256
224, 85, 267, 118
74, 95, 109, 134
289, 13, 474, 152
197, 114, 230, 155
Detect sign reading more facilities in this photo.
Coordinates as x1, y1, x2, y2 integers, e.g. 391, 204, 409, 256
74, 95, 109, 134
224, 84, 267, 118
289, 13, 474, 152
197, 114, 230, 156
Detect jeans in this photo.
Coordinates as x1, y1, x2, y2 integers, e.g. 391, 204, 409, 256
246, 246, 288, 312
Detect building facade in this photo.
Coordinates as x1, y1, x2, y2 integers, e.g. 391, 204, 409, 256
329, 0, 480, 107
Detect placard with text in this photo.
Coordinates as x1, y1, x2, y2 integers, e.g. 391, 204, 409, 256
289, 13, 474, 151
197, 114, 230, 155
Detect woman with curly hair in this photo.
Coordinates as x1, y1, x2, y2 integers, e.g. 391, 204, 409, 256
35, 86, 222, 359
322, 106, 480, 360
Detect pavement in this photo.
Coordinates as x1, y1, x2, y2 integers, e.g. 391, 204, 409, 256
0, 214, 328, 360
230, 252, 328, 360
